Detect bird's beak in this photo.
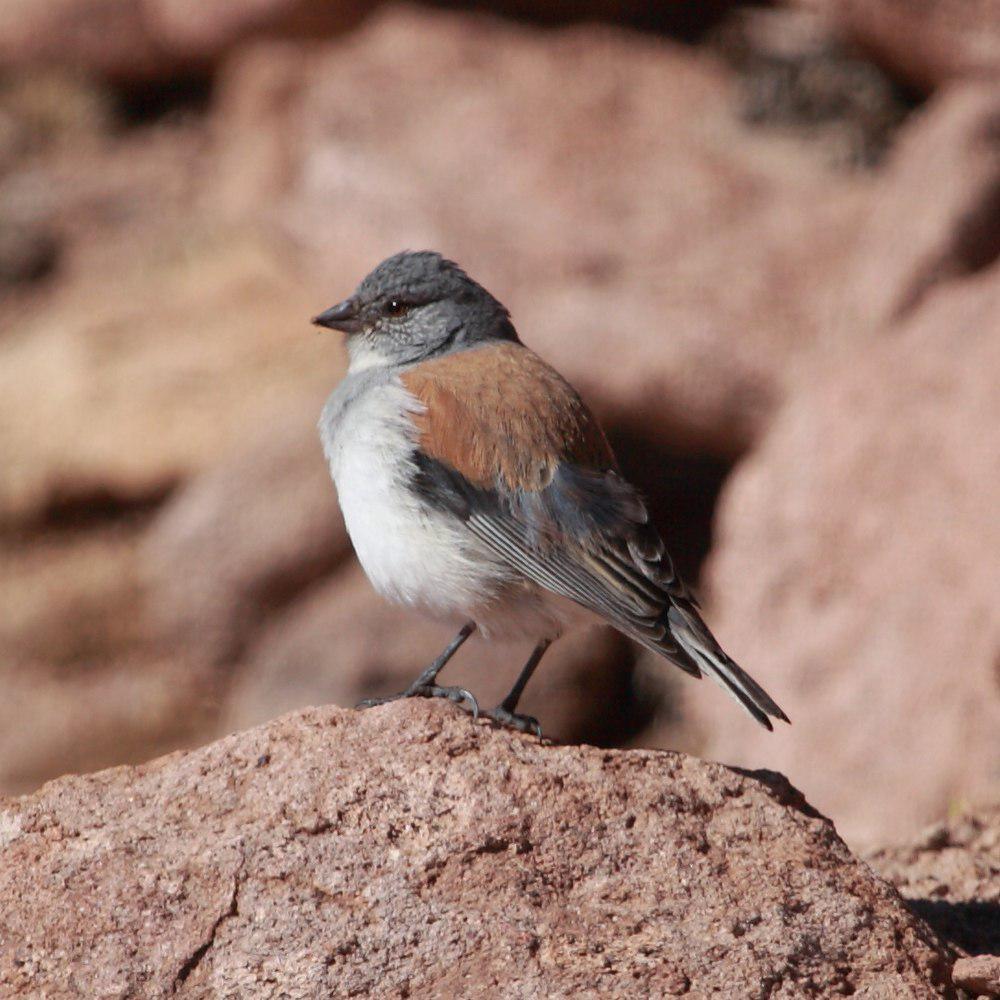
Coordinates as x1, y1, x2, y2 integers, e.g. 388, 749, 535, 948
312, 298, 362, 334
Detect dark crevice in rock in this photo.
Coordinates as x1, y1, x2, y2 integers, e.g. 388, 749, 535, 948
173, 869, 242, 992
712, 8, 923, 169
18, 479, 178, 536
429, 0, 772, 44
111, 74, 214, 129
906, 899, 1000, 959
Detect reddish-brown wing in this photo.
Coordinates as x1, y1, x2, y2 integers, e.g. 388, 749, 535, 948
401, 341, 616, 492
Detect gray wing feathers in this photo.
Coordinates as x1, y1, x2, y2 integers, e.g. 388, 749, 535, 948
666, 602, 789, 730
411, 452, 788, 728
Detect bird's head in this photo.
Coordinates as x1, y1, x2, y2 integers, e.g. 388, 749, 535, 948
312, 250, 517, 372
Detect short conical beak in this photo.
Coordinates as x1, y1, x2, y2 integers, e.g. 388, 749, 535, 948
312, 298, 362, 334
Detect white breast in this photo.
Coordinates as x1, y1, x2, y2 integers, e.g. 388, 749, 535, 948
320, 377, 513, 622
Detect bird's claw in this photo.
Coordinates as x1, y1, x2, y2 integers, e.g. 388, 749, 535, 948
357, 684, 479, 719
482, 705, 542, 738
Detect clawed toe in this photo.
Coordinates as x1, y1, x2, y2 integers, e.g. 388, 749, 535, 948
418, 684, 479, 717
482, 705, 542, 737
356, 685, 479, 718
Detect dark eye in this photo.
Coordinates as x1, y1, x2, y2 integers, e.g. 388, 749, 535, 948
386, 298, 408, 318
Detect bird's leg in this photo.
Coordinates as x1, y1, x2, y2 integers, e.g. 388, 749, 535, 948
483, 638, 552, 737
357, 621, 479, 717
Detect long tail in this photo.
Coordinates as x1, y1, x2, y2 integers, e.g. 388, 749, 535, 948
643, 599, 790, 730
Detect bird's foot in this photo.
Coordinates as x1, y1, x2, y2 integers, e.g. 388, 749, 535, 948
482, 705, 542, 738
358, 684, 479, 718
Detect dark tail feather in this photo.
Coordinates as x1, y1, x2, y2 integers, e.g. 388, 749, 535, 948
663, 602, 790, 730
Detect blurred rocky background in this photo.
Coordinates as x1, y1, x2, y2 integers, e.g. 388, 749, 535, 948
0, 0, 997, 853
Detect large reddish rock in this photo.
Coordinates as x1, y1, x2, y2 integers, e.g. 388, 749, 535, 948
676, 76, 1000, 849
0, 703, 957, 996
0, 0, 365, 79
689, 261, 1000, 849
217, 6, 869, 456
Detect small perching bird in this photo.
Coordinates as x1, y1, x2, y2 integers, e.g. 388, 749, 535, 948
315, 251, 788, 735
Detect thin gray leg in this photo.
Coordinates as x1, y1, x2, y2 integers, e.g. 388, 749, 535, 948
358, 621, 479, 716
484, 638, 552, 736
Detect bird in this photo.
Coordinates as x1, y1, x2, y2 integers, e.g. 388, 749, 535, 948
314, 250, 788, 736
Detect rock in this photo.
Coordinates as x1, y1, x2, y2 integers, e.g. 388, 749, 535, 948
677, 76, 1000, 848
716, 6, 911, 167
794, 0, 1000, 92
0, 214, 324, 793
0, 0, 364, 80
0, 656, 215, 796
0, 218, 58, 286
0, 232, 318, 527
0, 703, 956, 996
868, 805, 1000, 959
224, 562, 645, 747
142, 404, 351, 664
840, 82, 1000, 333
689, 261, 1000, 848
220, 6, 869, 456
952, 957, 1000, 998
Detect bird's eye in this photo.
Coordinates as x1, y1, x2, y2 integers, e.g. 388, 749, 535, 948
386, 298, 408, 318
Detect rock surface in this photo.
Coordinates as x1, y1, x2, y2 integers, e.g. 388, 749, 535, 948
2, 0, 998, 860
255, 6, 865, 457
868, 805, 1000, 960
952, 957, 1000, 998
692, 260, 1000, 848
0, 703, 955, 997
799, 0, 1000, 91
0, 0, 365, 80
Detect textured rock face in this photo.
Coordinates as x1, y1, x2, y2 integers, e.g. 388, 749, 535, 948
0, 703, 955, 997
683, 81, 1000, 848
0, 0, 365, 79
952, 956, 1000, 998
868, 805, 1000, 960
693, 262, 1000, 848
2, 0, 998, 860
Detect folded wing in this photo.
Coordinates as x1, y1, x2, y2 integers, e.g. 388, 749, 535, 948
401, 342, 788, 729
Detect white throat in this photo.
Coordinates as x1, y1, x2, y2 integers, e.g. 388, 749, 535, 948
346, 337, 393, 375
